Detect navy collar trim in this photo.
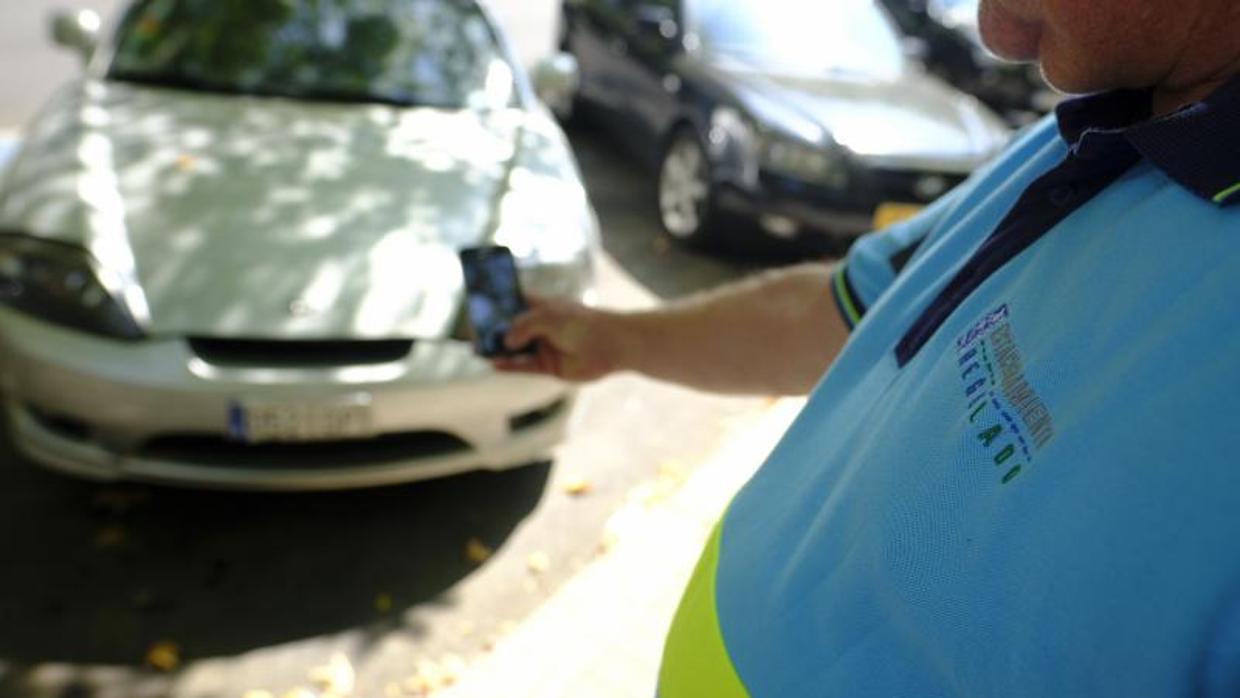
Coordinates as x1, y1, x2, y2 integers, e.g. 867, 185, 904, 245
1054, 74, 1240, 206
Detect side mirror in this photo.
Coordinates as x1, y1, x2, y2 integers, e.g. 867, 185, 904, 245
634, 4, 680, 42
901, 36, 930, 63
51, 9, 102, 64
533, 52, 580, 120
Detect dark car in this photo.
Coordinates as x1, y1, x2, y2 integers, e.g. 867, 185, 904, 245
558, 0, 1010, 248
879, 0, 1059, 126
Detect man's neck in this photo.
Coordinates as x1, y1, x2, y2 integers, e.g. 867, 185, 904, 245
1149, 3, 1240, 116
1152, 71, 1239, 116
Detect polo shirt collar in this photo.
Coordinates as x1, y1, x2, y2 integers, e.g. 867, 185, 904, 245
1054, 73, 1240, 206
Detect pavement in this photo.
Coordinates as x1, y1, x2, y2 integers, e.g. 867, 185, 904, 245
430, 397, 805, 698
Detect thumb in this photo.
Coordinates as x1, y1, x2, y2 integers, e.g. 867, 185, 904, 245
505, 304, 563, 350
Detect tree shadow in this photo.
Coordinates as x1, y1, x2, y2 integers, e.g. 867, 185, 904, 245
0, 424, 550, 693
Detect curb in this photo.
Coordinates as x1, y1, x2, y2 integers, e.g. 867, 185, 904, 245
437, 397, 805, 698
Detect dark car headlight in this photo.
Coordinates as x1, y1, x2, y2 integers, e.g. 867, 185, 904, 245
0, 234, 144, 340
759, 133, 852, 189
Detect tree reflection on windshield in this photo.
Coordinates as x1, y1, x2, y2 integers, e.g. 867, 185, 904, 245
108, 0, 514, 109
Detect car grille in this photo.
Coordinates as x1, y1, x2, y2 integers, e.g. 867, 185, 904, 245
866, 168, 968, 203
759, 168, 967, 210
137, 430, 470, 469
188, 338, 414, 368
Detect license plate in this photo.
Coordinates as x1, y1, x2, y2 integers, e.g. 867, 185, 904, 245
872, 202, 925, 230
227, 397, 375, 443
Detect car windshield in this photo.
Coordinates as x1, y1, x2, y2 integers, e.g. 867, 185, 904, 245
688, 0, 905, 80
107, 0, 516, 109
928, 0, 979, 29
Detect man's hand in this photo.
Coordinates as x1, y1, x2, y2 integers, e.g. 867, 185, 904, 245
493, 262, 849, 396
493, 295, 631, 382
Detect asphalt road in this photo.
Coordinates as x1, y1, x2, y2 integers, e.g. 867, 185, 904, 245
0, 3, 812, 697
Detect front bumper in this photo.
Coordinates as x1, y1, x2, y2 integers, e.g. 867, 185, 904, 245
716, 168, 968, 239
0, 308, 572, 490
716, 183, 875, 238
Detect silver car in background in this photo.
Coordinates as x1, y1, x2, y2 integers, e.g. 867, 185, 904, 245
0, 0, 597, 489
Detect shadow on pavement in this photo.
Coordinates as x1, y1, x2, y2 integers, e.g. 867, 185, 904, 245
0, 428, 550, 674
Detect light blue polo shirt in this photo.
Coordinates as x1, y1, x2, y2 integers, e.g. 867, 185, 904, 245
659, 76, 1240, 696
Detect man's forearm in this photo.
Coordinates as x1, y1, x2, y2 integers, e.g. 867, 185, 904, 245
614, 262, 850, 395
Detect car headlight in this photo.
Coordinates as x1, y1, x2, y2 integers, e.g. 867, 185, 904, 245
761, 134, 845, 184
0, 234, 144, 339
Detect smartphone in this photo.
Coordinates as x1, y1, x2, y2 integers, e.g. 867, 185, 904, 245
459, 245, 534, 357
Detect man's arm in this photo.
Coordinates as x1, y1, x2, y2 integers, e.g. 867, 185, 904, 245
496, 262, 850, 396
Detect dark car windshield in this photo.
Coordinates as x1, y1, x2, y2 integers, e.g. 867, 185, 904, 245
107, 0, 516, 109
688, 0, 905, 79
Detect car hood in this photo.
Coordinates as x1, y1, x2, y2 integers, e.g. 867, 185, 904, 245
709, 56, 1009, 171
0, 81, 527, 339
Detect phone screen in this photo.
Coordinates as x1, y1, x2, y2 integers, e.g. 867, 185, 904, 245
459, 245, 533, 357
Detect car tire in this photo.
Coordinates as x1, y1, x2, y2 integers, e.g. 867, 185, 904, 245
657, 127, 718, 248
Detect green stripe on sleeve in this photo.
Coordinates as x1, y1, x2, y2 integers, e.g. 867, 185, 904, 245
657, 521, 751, 698
1213, 181, 1240, 204
833, 265, 862, 328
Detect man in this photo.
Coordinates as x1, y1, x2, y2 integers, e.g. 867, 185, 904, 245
498, 0, 1240, 694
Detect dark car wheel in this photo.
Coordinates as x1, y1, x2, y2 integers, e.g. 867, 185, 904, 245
657, 128, 718, 247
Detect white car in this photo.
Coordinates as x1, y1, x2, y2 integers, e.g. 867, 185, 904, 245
0, 0, 597, 489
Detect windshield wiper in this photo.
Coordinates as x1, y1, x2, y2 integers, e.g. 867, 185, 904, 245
274, 87, 456, 110
108, 71, 237, 95
108, 72, 456, 109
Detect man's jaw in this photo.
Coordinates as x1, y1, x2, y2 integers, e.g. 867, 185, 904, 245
978, 0, 1043, 63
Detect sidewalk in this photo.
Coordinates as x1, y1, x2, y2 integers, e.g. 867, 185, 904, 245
438, 397, 805, 698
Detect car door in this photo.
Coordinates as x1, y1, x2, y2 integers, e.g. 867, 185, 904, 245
563, 0, 631, 113
614, 0, 687, 152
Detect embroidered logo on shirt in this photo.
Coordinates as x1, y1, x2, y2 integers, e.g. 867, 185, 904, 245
955, 304, 1055, 485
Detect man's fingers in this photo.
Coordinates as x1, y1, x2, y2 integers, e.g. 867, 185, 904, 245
491, 343, 563, 378
491, 355, 545, 375
506, 304, 560, 349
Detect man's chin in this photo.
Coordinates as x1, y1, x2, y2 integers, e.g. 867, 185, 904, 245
978, 0, 1042, 62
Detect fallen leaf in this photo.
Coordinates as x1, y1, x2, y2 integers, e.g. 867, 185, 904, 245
93, 526, 127, 549
526, 551, 551, 575
464, 538, 493, 564
374, 593, 393, 613
145, 640, 180, 672
440, 654, 467, 684
401, 673, 430, 695
596, 533, 619, 556
308, 652, 355, 696
91, 487, 148, 516
657, 458, 688, 482
414, 658, 446, 692
562, 473, 593, 496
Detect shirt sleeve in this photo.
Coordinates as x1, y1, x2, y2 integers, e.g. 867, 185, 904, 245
830, 185, 966, 330
1198, 594, 1240, 697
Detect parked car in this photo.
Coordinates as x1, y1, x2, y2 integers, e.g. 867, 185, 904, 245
557, 0, 1010, 248
0, 0, 598, 490
879, 0, 1059, 126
